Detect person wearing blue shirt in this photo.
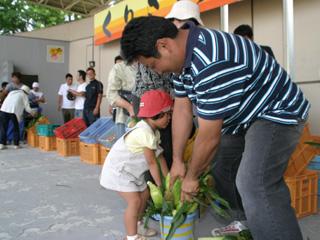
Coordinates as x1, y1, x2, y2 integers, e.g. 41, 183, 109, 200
120, 16, 310, 240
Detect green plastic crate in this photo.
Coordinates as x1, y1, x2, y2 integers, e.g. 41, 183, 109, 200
36, 124, 60, 137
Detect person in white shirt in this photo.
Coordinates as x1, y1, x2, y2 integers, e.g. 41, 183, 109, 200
0, 85, 36, 150
68, 70, 87, 118
58, 73, 77, 123
29, 82, 46, 111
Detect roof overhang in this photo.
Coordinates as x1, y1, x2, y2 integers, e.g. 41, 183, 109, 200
26, 0, 120, 17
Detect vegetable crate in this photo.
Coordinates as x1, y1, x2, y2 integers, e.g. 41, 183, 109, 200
285, 170, 318, 218
56, 138, 80, 157
79, 117, 114, 144
39, 136, 56, 151
54, 118, 87, 139
79, 141, 101, 165
285, 124, 319, 177
36, 124, 60, 137
27, 128, 39, 147
160, 212, 197, 240
99, 145, 110, 165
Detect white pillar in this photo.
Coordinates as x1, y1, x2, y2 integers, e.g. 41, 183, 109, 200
283, 0, 295, 80
220, 5, 229, 32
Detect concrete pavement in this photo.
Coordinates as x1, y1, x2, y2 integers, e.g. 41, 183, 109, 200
0, 145, 319, 240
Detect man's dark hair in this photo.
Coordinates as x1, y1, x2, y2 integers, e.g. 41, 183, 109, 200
78, 70, 86, 81
65, 73, 73, 79
86, 67, 95, 73
121, 16, 178, 64
1, 81, 8, 88
233, 24, 253, 39
114, 55, 123, 63
11, 72, 22, 80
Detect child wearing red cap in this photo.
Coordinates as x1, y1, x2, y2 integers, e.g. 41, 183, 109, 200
100, 90, 173, 240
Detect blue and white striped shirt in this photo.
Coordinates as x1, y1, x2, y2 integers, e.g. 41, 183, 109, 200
174, 23, 310, 134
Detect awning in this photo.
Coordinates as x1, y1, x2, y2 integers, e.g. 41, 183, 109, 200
94, 0, 240, 45
26, 0, 112, 16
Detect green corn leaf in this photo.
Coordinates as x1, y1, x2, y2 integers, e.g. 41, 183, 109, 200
165, 173, 170, 191
208, 197, 231, 219
165, 202, 189, 240
172, 178, 182, 208
156, 157, 166, 194
207, 188, 231, 210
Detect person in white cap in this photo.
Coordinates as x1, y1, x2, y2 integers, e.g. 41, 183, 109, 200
165, 0, 204, 28
29, 82, 46, 110
0, 85, 36, 150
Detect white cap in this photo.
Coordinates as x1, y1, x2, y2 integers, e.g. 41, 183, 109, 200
32, 82, 39, 88
20, 85, 30, 95
165, 0, 204, 26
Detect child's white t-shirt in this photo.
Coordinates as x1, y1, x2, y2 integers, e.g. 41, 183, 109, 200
124, 120, 161, 154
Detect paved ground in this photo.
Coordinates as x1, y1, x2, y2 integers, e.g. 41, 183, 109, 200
0, 145, 319, 240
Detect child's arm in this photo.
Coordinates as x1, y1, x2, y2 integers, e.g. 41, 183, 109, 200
143, 148, 168, 186
158, 154, 169, 177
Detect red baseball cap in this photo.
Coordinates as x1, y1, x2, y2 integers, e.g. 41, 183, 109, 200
138, 90, 173, 118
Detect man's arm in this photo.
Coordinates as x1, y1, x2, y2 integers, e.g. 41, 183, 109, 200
23, 95, 36, 116
170, 97, 193, 184
68, 89, 85, 97
181, 118, 222, 201
57, 95, 62, 111
94, 93, 102, 115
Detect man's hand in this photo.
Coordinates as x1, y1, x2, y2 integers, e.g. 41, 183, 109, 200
57, 106, 61, 112
68, 89, 76, 95
169, 159, 186, 186
181, 177, 199, 202
127, 104, 135, 117
108, 105, 113, 115
30, 110, 38, 118
93, 107, 99, 116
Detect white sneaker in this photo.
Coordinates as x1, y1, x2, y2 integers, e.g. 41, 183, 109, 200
125, 235, 146, 240
137, 221, 157, 237
0, 144, 7, 150
13, 145, 21, 149
211, 221, 248, 236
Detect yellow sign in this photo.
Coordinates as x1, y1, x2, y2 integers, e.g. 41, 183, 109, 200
94, 0, 239, 45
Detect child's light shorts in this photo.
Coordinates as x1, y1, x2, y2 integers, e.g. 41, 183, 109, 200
100, 168, 147, 193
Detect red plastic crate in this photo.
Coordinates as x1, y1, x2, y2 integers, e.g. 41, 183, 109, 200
54, 118, 87, 139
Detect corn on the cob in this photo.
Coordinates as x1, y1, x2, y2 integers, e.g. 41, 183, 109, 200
147, 181, 163, 209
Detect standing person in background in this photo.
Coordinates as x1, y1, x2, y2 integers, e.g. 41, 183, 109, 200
0, 86, 36, 150
29, 82, 46, 110
107, 55, 136, 138
83, 67, 103, 126
68, 70, 87, 118
4, 72, 24, 94
233, 24, 276, 59
58, 73, 76, 123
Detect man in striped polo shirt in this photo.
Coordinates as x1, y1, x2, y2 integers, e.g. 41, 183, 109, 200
120, 16, 309, 240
